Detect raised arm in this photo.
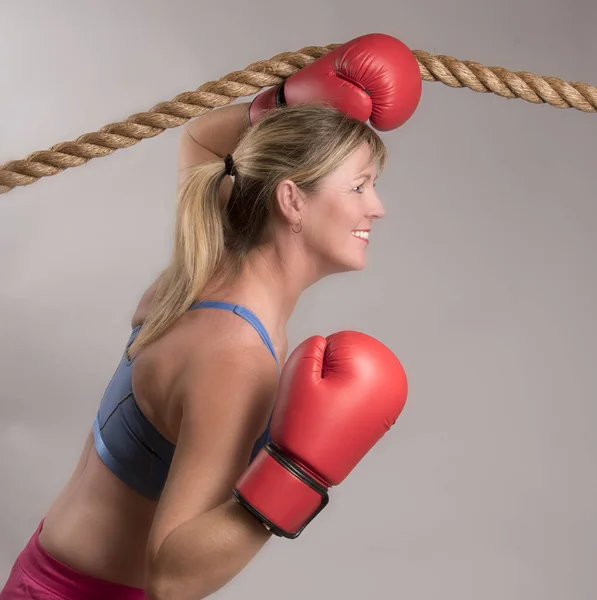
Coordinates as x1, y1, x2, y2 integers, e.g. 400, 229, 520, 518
131, 101, 252, 326
177, 101, 251, 201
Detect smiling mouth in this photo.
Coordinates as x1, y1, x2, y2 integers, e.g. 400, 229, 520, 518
351, 230, 370, 241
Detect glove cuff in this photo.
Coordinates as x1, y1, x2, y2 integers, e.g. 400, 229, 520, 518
248, 82, 287, 125
234, 442, 329, 539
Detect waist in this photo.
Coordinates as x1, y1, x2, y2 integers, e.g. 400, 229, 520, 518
16, 520, 148, 600
39, 446, 158, 590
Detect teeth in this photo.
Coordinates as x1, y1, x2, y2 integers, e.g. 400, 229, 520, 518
352, 230, 369, 240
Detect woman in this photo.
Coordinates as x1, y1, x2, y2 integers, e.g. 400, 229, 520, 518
0, 33, 421, 600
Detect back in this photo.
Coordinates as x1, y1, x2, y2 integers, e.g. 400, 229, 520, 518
38, 300, 282, 589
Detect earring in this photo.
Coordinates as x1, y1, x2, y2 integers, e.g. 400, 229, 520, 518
291, 219, 303, 234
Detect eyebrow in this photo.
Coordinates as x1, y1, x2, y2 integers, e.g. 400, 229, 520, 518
357, 172, 379, 182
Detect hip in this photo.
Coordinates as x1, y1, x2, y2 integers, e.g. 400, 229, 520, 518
0, 521, 147, 600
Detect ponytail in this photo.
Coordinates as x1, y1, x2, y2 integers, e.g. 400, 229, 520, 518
128, 160, 226, 358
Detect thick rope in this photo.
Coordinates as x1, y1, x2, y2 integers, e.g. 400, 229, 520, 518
1, 44, 595, 196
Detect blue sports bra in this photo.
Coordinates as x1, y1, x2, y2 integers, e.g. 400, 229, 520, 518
92, 300, 279, 500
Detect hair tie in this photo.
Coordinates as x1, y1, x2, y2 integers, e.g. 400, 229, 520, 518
224, 154, 236, 176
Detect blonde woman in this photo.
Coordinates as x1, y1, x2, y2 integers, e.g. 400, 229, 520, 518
1, 33, 421, 600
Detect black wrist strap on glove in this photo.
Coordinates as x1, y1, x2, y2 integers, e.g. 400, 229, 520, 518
274, 81, 287, 107
233, 441, 330, 539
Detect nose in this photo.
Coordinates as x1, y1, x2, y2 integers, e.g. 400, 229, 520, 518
366, 189, 386, 220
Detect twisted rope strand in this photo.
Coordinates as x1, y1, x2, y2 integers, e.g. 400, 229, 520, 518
1, 44, 594, 196
415, 51, 596, 111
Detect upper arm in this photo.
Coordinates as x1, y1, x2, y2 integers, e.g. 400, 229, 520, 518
146, 334, 278, 561
177, 102, 250, 190
131, 279, 160, 328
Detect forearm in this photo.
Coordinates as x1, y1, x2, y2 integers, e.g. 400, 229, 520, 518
183, 101, 251, 158
179, 101, 250, 205
147, 498, 272, 600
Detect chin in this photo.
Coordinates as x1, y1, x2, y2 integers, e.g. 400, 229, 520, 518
334, 256, 367, 274
318, 248, 367, 276
348, 250, 368, 271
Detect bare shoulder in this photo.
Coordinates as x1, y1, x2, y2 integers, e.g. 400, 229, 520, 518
133, 304, 280, 440
173, 306, 280, 392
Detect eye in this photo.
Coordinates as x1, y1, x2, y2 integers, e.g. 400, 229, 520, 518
353, 182, 365, 193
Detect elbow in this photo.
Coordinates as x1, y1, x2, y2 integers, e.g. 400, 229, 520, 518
146, 568, 212, 600
145, 556, 182, 600
145, 542, 202, 600
145, 571, 173, 600
145, 575, 203, 600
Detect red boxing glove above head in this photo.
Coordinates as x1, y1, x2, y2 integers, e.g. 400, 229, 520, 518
234, 330, 408, 538
249, 33, 422, 131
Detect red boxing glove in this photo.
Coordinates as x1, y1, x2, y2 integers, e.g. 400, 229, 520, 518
249, 32, 422, 131
234, 331, 408, 538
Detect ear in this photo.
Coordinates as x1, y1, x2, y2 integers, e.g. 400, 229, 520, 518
273, 178, 305, 228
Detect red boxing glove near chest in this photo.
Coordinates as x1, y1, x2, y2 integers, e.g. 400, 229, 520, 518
249, 32, 422, 131
233, 331, 408, 538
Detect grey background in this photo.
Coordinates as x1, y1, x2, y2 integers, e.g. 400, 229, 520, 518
1, 1, 596, 598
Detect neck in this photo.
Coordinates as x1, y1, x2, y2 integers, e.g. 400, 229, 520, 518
202, 237, 322, 333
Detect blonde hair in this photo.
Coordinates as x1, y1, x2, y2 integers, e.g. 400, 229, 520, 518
128, 104, 387, 357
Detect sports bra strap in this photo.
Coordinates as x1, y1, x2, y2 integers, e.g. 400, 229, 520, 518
189, 300, 279, 374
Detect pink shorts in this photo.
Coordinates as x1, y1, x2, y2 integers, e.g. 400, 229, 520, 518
0, 522, 147, 600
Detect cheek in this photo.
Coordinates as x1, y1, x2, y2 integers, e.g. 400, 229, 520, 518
316, 196, 357, 229
304, 194, 360, 250
310, 205, 345, 245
